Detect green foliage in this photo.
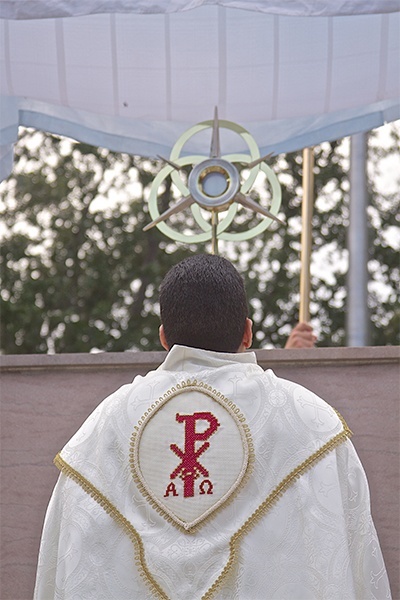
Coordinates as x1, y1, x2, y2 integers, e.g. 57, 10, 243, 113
0, 126, 398, 353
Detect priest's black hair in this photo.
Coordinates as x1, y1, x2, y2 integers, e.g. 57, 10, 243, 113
159, 254, 248, 353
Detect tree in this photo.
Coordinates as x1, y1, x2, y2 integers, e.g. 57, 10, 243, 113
0, 132, 194, 353
367, 125, 400, 345
0, 125, 398, 353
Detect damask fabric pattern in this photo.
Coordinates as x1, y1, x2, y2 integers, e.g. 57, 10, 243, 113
34, 345, 391, 600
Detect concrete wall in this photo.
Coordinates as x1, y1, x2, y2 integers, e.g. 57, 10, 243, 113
1, 346, 399, 600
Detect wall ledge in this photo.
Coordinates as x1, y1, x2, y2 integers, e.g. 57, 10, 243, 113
0, 346, 398, 372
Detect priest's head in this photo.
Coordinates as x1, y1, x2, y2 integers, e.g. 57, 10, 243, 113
159, 254, 252, 353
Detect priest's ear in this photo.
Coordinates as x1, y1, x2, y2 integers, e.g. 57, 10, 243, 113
159, 325, 169, 351
239, 318, 253, 352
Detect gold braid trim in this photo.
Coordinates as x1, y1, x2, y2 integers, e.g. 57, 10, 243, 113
201, 411, 352, 600
55, 410, 352, 600
53, 453, 168, 600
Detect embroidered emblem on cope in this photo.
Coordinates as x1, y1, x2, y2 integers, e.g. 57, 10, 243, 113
130, 381, 252, 531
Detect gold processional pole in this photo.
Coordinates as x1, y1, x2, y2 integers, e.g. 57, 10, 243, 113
299, 147, 314, 323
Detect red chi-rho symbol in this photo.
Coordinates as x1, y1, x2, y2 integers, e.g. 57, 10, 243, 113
168, 412, 220, 498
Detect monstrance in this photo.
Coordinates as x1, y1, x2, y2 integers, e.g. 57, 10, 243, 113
144, 108, 284, 254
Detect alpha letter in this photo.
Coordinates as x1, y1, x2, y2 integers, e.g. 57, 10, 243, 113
164, 482, 179, 497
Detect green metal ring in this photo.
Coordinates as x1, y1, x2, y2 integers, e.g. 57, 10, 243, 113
148, 120, 281, 243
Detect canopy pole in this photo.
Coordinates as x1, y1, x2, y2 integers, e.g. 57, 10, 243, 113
347, 132, 370, 346
299, 147, 314, 323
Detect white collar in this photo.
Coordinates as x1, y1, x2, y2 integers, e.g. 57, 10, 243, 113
159, 344, 258, 372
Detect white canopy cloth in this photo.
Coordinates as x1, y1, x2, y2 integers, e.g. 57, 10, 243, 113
1, 0, 399, 19
0, 1, 399, 180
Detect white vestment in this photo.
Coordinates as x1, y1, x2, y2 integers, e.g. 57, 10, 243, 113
34, 346, 391, 600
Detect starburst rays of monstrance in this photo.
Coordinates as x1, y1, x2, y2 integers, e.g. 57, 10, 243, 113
144, 108, 313, 322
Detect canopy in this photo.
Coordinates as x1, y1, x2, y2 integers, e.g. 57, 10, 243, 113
0, 1, 399, 179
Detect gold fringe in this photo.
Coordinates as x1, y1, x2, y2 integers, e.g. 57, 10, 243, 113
55, 407, 352, 600
201, 415, 352, 600
53, 454, 168, 600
